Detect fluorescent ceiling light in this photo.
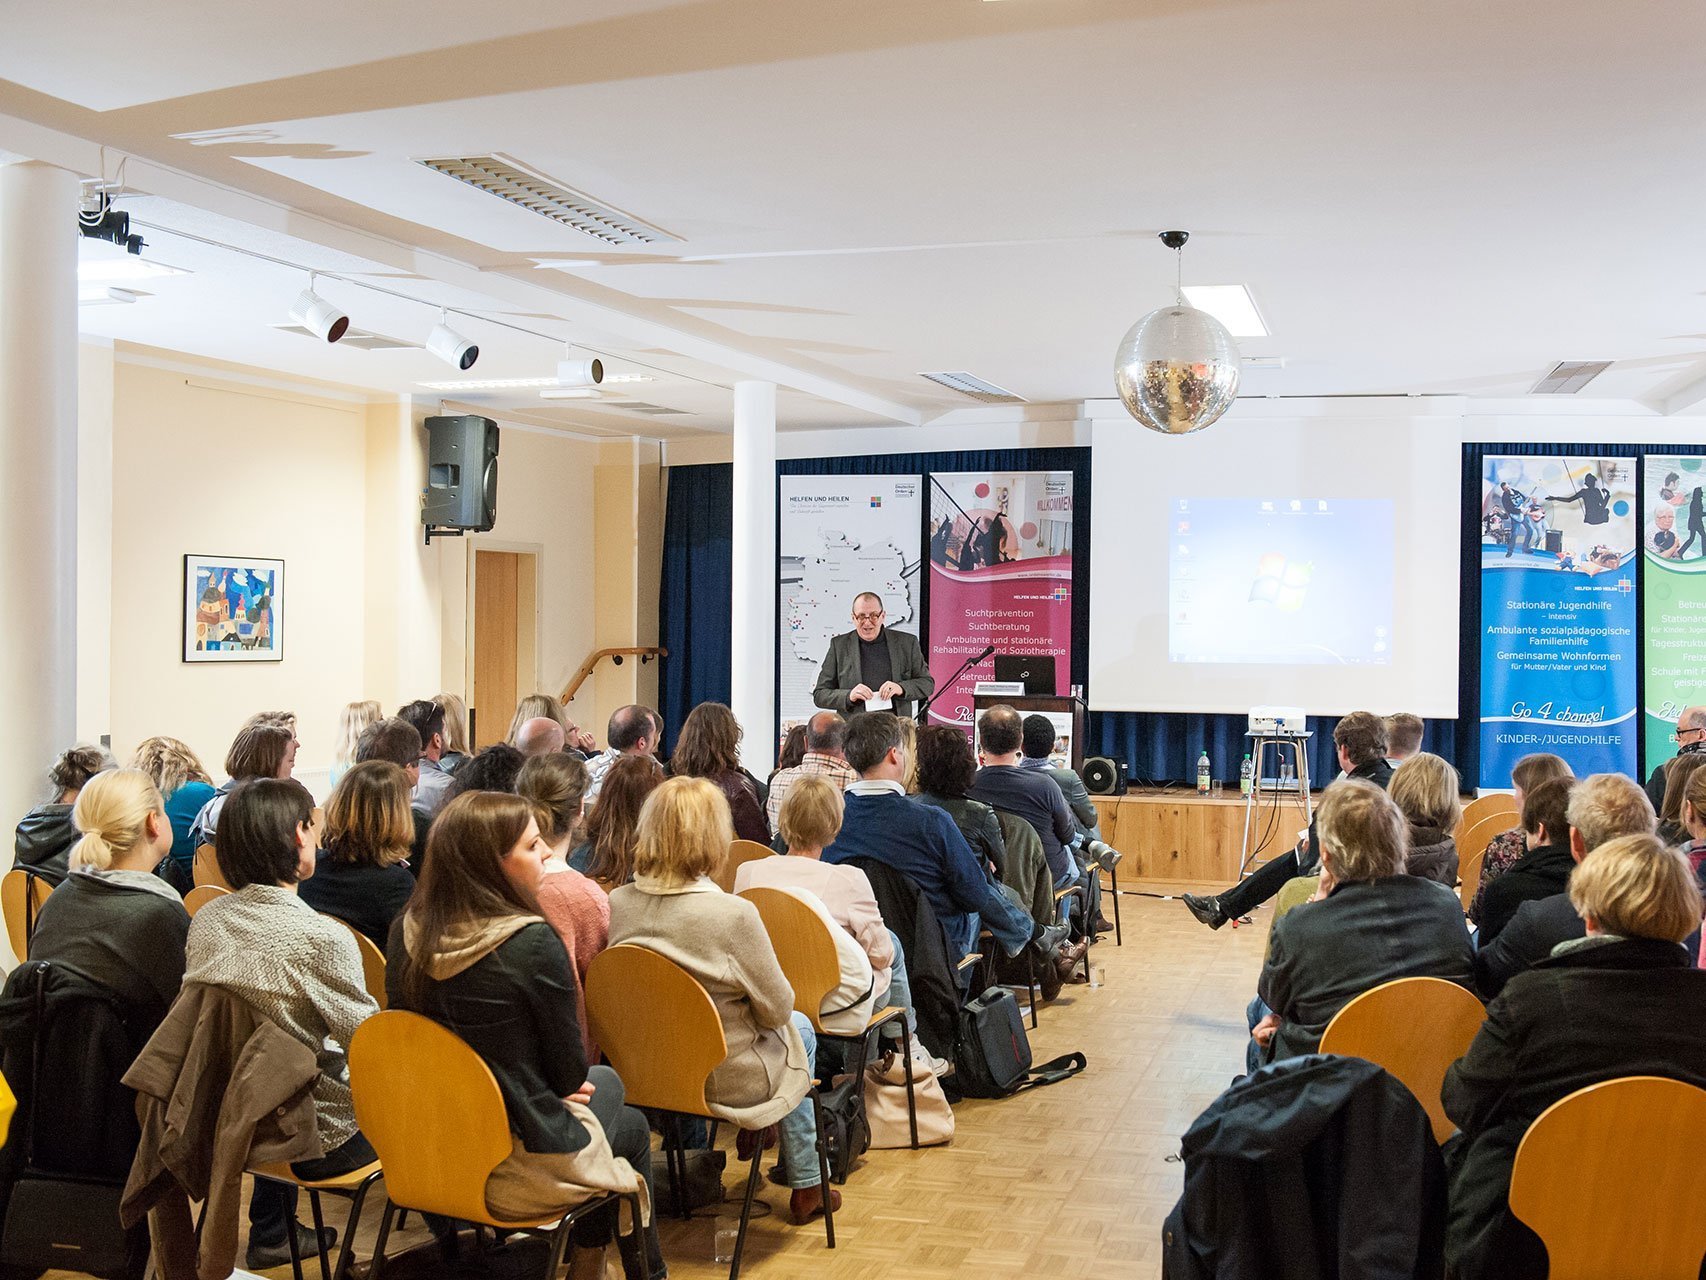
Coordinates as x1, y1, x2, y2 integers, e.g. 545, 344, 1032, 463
1181, 284, 1269, 338
418, 377, 560, 391
77, 245, 190, 284
539, 388, 601, 400
603, 374, 655, 384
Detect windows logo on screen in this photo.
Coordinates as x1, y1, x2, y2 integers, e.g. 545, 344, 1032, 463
1248, 553, 1313, 612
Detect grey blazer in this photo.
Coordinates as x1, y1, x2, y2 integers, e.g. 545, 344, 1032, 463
813, 627, 934, 719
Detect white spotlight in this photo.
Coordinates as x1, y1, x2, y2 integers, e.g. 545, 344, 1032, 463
556, 357, 604, 388
289, 286, 349, 343
427, 315, 479, 370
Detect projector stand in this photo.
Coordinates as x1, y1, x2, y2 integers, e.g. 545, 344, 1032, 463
1238, 731, 1313, 878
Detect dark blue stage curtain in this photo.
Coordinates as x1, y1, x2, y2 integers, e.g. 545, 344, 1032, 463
657, 463, 731, 752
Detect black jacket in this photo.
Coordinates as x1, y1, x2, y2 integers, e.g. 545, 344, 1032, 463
26, 873, 188, 1017
1475, 841, 1573, 945
1442, 936, 1706, 1280
842, 855, 961, 1063
13, 805, 77, 885
1257, 875, 1474, 1063
1476, 891, 1702, 999
385, 920, 593, 1155
1163, 1054, 1445, 1280
1404, 824, 1458, 887
1297, 757, 1394, 875
812, 627, 934, 720
913, 793, 1006, 877
297, 854, 415, 950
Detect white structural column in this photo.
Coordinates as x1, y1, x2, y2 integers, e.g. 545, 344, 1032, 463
729, 380, 777, 772
0, 162, 81, 832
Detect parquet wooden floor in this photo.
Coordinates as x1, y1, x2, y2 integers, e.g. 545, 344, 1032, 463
46, 889, 1268, 1280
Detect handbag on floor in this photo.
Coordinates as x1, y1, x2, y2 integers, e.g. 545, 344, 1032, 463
861, 1051, 955, 1148
953, 986, 1088, 1099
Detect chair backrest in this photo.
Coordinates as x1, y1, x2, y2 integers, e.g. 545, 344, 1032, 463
330, 918, 389, 1010
183, 884, 230, 917
1319, 976, 1487, 1143
1509, 1076, 1706, 1280
1, 870, 51, 962
349, 1010, 516, 1223
1456, 793, 1518, 841
716, 839, 775, 894
738, 886, 840, 1033
1457, 811, 1516, 869
192, 843, 230, 890
584, 944, 726, 1116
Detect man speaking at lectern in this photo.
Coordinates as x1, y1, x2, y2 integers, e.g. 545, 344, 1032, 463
814, 592, 935, 720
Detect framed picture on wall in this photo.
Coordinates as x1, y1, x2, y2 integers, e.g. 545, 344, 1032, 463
183, 554, 284, 663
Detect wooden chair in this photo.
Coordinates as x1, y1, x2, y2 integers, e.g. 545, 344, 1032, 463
739, 886, 914, 1158
716, 839, 776, 894
249, 1158, 384, 1280
586, 944, 835, 1280
183, 884, 229, 917
1, 868, 52, 962
979, 926, 1041, 1030
1455, 793, 1519, 842
1457, 848, 1488, 914
1054, 883, 1092, 983
1098, 859, 1123, 946
1509, 1076, 1706, 1280
1318, 977, 1487, 1143
1458, 811, 1517, 869
330, 918, 389, 1010
350, 1010, 638, 1280
192, 843, 230, 890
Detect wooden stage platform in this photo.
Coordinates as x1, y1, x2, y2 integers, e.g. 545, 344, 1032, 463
1090, 787, 1315, 889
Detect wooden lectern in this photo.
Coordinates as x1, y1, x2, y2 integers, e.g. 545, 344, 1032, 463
970, 693, 1087, 771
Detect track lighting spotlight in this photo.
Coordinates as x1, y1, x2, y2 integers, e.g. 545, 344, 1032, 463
427, 312, 479, 370
289, 277, 349, 343
556, 356, 604, 388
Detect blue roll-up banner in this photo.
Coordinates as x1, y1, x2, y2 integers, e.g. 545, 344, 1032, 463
1477, 454, 1639, 789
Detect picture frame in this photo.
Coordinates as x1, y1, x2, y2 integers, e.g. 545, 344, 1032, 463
182, 554, 284, 663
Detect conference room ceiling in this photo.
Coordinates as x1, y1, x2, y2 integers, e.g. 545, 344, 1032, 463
6, 0, 1706, 431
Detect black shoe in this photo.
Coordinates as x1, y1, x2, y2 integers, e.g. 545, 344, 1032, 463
1034, 922, 1070, 955
247, 1221, 338, 1271
1182, 893, 1227, 930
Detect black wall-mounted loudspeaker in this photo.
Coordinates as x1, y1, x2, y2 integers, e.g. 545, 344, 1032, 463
422, 414, 499, 533
1082, 756, 1128, 796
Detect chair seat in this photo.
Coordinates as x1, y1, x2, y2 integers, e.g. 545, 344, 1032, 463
956, 951, 983, 970
251, 1159, 383, 1191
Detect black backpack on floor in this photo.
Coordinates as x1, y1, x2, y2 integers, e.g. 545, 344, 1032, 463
953, 987, 1087, 1099
814, 1074, 870, 1183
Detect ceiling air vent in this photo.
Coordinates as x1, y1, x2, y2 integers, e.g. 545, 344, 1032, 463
272, 323, 417, 351
607, 401, 691, 415
918, 371, 1026, 404
1532, 360, 1613, 394
418, 155, 680, 247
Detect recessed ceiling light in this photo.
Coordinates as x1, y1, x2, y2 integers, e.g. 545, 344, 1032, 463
77, 254, 190, 284
539, 388, 602, 400
1180, 284, 1269, 338
417, 377, 560, 391
78, 286, 145, 306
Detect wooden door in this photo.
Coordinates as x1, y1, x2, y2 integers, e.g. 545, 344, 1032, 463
473, 551, 519, 748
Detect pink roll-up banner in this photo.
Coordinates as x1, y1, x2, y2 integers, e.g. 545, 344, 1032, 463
925, 471, 1074, 731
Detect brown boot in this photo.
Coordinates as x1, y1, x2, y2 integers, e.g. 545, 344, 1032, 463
1054, 937, 1089, 982
789, 1185, 842, 1224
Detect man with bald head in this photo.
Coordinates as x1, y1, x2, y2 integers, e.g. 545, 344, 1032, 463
515, 717, 566, 758
765, 710, 857, 835
813, 591, 934, 720
1646, 705, 1706, 813
584, 703, 663, 803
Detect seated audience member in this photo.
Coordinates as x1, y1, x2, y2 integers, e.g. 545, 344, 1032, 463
824, 714, 1075, 975
1682, 767, 1706, 890
297, 761, 418, 950
1384, 712, 1425, 765
1251, 779, 1473, 1068
23, 768, 189, 1017
913, 726, 1007, 872
1657, 751, 1706, 846
1644, 703, 1706, 813
448, 743, 528, 800
1443, 834, 1706, 1280
189, 722, 295, 848
1476, 776, 1582, 945
357, 717, 428, 856
1474, 773, 1661, 997
399, 698, 456, 818
769, 724, 808, 785
1387, 752, 1463, 886
1468, 752, 1573, 924
516, 753, 609, 1061
571, 754, 665, 887
330, 700, 382, 788
15, 746, 111, 885
669, 703, 770, 845
610, 778, 839, 1225
1018, 713, 1103, 845
130, 736, 217, 881
516, 716, 567, 758
508, 694, 597, 757
433, 692, 472, 774
764, 711, 857, 835
388, 792, 658, 1280
1186, 711, 1394, 929
583, 705, 663, 805
187, 779, 379, 1269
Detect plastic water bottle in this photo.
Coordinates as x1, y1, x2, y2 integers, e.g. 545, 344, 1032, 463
1197, 750, 1211, 795
1240, 754, 1253, 796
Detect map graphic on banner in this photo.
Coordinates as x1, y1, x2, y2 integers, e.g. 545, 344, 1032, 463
778, 475, 922, 731
1477, 454, 1638, 788
926, 471, 1073, 731
1642, 455, 1706, 771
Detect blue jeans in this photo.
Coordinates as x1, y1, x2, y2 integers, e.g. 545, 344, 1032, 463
878, 930, 916, 1036
979, 876, 1037, 957
1245, 995, 1273, 1076
778, 1012, 824, 1189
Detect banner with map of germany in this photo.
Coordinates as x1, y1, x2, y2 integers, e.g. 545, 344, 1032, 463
926, 471, 1074, 731
778, 475, 923, 732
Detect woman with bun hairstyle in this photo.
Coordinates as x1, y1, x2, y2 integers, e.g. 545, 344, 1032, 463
130, 736, 217, 881
14, 745, 111, 885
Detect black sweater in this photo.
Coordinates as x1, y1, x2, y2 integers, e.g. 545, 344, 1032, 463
27, 871, 189, 1019
297, 854, 415, 950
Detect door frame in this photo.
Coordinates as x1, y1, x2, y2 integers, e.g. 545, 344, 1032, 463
465, 539, 545, 745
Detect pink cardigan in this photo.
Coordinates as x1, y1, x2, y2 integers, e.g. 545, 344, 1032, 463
537, 864, 611, 1060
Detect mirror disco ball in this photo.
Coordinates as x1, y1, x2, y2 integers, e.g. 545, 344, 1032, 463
1113, 304, 1241, 434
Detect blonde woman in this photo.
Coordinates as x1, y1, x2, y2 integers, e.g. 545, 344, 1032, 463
24, 769, 188, 1017
433, 692, 471, 773
507, 694, 597, 756
298, 761, 418, 948
895, 716, 920, 795
131, 737, 217, 876
1387, 752, 1464, 886
607, 777, 838, 1224
330, 700, 382, 788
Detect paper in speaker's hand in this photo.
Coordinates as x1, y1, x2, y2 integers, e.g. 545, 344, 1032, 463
864, 697, 894, 712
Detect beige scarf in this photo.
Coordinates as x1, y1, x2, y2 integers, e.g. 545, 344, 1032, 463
404, 911, 544, 980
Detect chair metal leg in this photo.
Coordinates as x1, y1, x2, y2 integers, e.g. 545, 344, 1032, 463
369, 1202, 396, 1280
810, 1094, 835, 1250
1109, 863, 1123, 945
328, 1174, 379, 1280
285, 1196, 306, 1280
306, 1190, 333, 1280
901, 1032, 918, 1150
727, 1140, 765, 1280
541, 1217, 576, 1280
1025, 948, 1040, 1028
666, 1112, 692, 1221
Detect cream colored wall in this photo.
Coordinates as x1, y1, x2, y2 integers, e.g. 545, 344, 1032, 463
588, 438, 664, 737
